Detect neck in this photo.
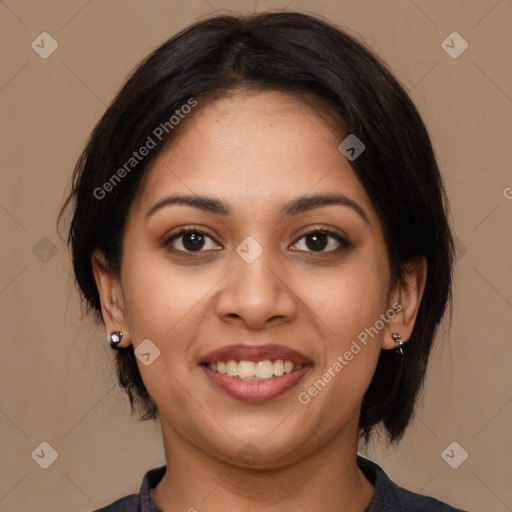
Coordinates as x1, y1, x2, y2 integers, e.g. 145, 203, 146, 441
151, 418, 374, 512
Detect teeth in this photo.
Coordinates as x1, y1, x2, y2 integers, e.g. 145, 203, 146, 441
226, 360, 238, 377
255, 360, 274, 379
207, 359, 303, 380
273, 360, 284, 377
238, 360, 256, 379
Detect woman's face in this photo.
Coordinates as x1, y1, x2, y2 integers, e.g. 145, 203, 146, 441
95, 89, 421, 467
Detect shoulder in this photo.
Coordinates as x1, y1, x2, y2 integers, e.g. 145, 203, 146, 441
357, 456, 469, 512
91, 493, 139, 511
90, 464, 166, 512
398, 486, 468, 511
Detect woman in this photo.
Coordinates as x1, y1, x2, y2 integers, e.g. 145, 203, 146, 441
59, 11, 468, 512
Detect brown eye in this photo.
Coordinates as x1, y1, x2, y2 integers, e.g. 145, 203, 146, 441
165, 228, 221, 253
304, 232, 328, 251
291, 228, 350, 253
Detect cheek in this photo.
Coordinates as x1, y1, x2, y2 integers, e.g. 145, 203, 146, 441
297, 256, 390, 402
120, 249, 206, 340
119, 250, 221, 390
309, 256, 390, 343
295, 283, 388, 435
118, 256, 205, 412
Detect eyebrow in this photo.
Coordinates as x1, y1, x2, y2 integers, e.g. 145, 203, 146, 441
145, 192, 369, 224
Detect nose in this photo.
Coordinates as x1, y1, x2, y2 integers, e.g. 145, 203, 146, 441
216, 243, 298, 330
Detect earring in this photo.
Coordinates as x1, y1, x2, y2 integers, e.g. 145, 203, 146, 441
109, 331, 123, 349
392, 333, 404, 356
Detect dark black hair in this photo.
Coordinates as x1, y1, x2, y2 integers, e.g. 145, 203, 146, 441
58, 10, 455, 443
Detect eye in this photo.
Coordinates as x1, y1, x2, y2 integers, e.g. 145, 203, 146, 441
290, 227, 350, 253
164, 225, 350, 255
164, 227, 221, 253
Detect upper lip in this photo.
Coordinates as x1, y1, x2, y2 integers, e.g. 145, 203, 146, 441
199, 343, 312, 365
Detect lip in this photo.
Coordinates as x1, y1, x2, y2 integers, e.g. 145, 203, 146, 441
201, 364, 311, 402
198, 343, 312, 365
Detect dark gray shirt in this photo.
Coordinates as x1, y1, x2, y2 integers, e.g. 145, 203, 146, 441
93, 456, 468, 511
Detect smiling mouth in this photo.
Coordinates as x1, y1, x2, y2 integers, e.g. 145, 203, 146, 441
202, 359, 304, 381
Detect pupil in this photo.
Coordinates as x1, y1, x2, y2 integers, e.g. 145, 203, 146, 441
307, 233, 327, 251
184, 232, 204, 251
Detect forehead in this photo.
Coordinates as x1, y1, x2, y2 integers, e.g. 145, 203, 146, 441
132, 89, 378, 226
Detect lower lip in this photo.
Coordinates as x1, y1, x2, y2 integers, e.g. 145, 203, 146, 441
201, 365, 310, 402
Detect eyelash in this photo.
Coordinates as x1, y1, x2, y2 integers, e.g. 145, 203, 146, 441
164, 225, 351, 256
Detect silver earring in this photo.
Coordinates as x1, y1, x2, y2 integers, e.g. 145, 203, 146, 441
109, 331, 123, 349
392, 333, 404, 356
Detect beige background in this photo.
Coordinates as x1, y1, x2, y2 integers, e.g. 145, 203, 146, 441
1, 0, 511, 511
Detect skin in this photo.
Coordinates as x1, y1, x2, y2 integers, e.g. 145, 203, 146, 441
92, 89, 427, 512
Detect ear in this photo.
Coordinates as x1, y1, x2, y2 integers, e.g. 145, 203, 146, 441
382, 257, 427, 350
91, 249, 131, 348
